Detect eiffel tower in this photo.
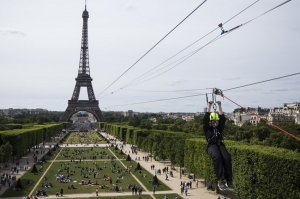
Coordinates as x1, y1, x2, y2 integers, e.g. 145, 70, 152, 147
60, 4, 104, 122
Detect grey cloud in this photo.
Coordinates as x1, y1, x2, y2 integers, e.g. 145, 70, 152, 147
0, 28, 26, 36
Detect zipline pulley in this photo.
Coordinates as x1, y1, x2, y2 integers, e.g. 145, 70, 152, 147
206, 88, 224, 112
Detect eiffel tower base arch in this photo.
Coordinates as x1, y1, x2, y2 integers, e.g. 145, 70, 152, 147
60, 100, 104, 122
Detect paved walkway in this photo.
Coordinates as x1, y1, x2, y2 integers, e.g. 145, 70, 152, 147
0, 134, 66, 198
100, 133, 227, 199
0, 131, 228, 199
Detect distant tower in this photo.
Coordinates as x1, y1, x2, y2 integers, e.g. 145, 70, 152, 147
60, 3, 104, 122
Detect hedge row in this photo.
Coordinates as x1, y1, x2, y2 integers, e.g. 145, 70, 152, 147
100, 122, 300, 198
185, 139, 300, 198
0, 122, 71, 157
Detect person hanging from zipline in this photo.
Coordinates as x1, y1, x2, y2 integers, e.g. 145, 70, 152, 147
218, 23, 227, 34
203, 100, 234, 191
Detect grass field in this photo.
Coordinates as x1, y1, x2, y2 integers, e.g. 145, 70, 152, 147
62, 132, 108, 145
1, 133, 181, 199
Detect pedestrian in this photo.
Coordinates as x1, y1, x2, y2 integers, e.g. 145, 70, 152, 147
203, 101, 234, 191
196, 179, 198, 188
60, 188, 63, 196
184, 186, 188, 196
95, 188, 98, 196
152, 186, 156, 194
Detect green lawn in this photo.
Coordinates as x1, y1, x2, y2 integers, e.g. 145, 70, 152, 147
62, 132, 108, 145
121, 161, 171, 192
75, 194, 182, 199
83, 196, 153, 199
33, 159, 142, 195
55, 147, 115, 161
1, 162, 52, 197
2, 144, 176, 198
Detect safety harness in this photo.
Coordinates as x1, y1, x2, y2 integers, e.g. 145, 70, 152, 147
206, 88, 224, 145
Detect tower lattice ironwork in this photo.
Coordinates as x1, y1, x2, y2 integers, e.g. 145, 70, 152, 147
60, 4, 104, 122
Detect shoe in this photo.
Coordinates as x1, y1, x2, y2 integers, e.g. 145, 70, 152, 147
225, 181, 234, 191
217, 180, 226, 191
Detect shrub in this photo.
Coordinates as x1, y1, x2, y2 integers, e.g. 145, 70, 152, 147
31, 164, 38, 174
152, 175, 159, 186
126, 154, 131, 161
136, 162, 142, 170
15, 178, 23, 189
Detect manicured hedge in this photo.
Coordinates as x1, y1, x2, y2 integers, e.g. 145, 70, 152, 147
185, 139, 300, 198
5, 124, 23, 130
101, 122, 300, 198
0, 123, 69, 156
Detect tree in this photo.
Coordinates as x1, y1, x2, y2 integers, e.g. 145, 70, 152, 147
168, 124, 181, 132
254, 127, 271, 141
0, 145, 3, 163
129, 116, 140, 127
152, 175, 159, 186
136, 162, 142, 170
140, 119, 152, 131
1, 142, 12, 163
126, 154, 131, 161
31, 164, 38, 174
16, 178, 23, 189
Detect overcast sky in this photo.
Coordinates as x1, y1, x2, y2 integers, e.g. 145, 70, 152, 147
0, 0, 299, 113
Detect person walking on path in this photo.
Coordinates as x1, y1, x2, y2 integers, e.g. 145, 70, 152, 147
152, 186, 156, 194
184, 186, 188, 196
95, 188, 98, 196
60, 188, 63, 196
203, 101, 234, 191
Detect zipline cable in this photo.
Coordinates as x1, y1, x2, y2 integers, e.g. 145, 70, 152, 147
221, 94, 300, 142
220, 0, 291, 35
104, 72, 300, 109
223, 72, 300, 92
106, 93, 207, 108
125, 35, 222, 87
99, 34, 222, 98
97, 0, 208, 97
102, 0, 289, 96
129, 0, 290, 86
111, 0, 261, 92
123, 0, 291, 87
122, 88, 208, 93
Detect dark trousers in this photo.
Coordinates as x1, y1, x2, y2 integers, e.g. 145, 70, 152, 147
207, 143, 232, 182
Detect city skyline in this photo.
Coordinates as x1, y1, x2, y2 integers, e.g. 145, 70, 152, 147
0, 0, 299, 113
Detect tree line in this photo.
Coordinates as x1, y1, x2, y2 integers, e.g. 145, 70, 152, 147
101, 113, 300, 152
